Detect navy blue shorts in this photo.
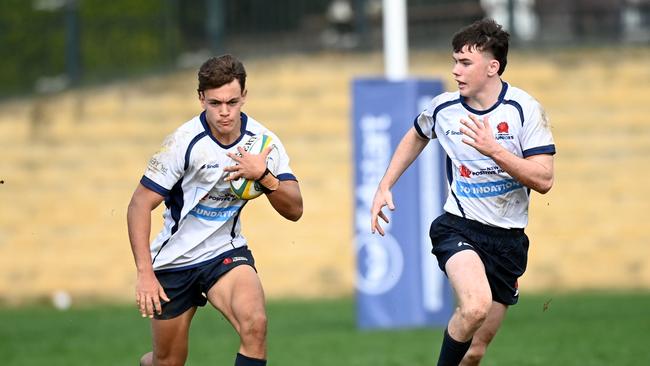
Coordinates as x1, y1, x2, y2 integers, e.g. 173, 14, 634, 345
429, 213, 529, 305
153, 246, 256, 319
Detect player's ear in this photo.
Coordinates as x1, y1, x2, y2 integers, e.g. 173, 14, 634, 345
487, 59, 500, 77
198, 90, 206, 107
241, 88, 248, 104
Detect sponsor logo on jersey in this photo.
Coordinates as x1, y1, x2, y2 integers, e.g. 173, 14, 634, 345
459, 165, 506, 179
459, 165, 472, 178
495, 121, 514, 140
456, 178, 523, 198
188, 204, 240, 221
445, 129, 463, 136
201, 193, 236, 202
200, 162, 220, 169
457, 241, 474, 248
147, 157, 168, 175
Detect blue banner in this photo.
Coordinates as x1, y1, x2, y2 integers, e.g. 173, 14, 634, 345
353, 78, 454, 329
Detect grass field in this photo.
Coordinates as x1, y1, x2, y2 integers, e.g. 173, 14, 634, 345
2, 291, 649, 366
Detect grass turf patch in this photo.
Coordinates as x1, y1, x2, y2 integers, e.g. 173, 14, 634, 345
1, 291, 648, 365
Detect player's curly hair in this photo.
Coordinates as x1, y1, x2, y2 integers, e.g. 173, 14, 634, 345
452, 18, 509, 75
197, 54, 247, 95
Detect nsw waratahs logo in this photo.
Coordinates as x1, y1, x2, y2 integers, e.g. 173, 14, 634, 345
496, 121, 514, 140
459, 165, 472, 178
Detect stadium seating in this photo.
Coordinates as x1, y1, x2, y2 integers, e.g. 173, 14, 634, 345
0, 49, 648, 304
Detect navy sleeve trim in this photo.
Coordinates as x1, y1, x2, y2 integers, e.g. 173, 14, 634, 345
523, 144, 556, 158
413, 116, 428, 139
277, 173, 297, 181
140, 175, 170, 197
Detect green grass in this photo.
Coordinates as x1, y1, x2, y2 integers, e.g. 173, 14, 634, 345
1, 291, 649, 365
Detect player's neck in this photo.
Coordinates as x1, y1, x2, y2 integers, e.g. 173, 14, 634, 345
463, 77, 503, 111
209, 123, 242, 146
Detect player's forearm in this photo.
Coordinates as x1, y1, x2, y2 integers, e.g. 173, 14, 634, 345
491, 149, 554, 194
266, 180, 303, 221
379, 128, 429, 190
127, 199, 155, 273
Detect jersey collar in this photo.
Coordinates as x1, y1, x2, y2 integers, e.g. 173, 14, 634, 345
460, 81, 508, 115
200, 111, 249, 149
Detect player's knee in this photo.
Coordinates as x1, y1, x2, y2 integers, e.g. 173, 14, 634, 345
139, 352, 153, 366
152, 349, 188, 366
153, 355, 187, 366
240, 311, 267, 342
459, 303, 489, 327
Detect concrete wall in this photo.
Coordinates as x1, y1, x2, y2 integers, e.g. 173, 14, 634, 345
1, 48, 649, 304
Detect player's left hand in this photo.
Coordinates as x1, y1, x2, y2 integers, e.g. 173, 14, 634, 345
459, 114, 501, 157
370, 187, 395, 236
224, 146, 272, 181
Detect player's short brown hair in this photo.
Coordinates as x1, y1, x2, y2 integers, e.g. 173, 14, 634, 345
452, 18, 509, 75
197, 54, 247, 94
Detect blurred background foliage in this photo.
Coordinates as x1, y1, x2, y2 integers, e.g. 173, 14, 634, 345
0, 0, 335, 97
4, 0, 648, 98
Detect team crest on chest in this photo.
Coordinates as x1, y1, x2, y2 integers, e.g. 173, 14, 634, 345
495, 121, 514, 140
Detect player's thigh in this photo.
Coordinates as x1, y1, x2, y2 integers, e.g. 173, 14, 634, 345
205, 265, 266, 332
446, 250, 492, 307
151, 307, 197, 358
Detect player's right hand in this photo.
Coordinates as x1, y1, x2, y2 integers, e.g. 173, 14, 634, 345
370, 187, 395, 236
135, 271, 170, 318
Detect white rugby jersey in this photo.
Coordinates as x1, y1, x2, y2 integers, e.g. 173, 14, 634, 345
141, 112, 296, 271
414, 82, 555, 229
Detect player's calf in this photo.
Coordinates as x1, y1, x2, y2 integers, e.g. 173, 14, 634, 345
460, 341, 487, 366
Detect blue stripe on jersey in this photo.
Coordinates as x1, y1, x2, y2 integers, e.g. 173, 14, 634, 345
503, 99, 525, 125
152, 129, 207, 265
456, 179, 523, 198
523, 144, 556, 157
153, 177, 185, 265
200, 111, 249, 149
188, 203, 243, 221
154, 129, 209, 265
445, 155, 454, 185
446, 156, 465, 217
230, 202, 247, 238
185, 131, 209, 170
433, 99, 461, 123
140, 175, 169, 197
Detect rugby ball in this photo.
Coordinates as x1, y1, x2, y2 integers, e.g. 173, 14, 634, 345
229, 134, 279, 200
